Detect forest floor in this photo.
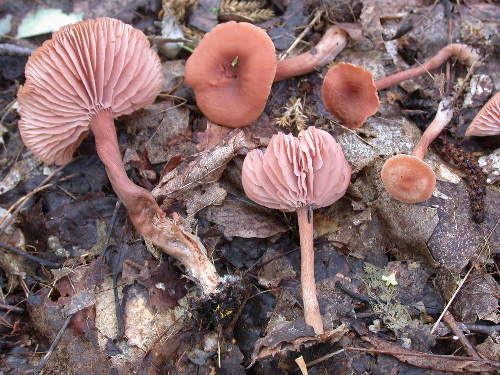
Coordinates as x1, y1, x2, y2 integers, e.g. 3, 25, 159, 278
0, 0, 498, 374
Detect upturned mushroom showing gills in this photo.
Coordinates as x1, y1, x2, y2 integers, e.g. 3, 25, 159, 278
381, 98, 454, 203
465, 92, 500, 137
18, 18, 221, 295
184, 21, 277, 128
242, 127, 351, 334
321, 44, 478, 129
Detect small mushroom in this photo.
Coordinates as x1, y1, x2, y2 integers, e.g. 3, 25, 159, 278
321, 62, 379, 129
321, 44, 478, 129
465, 92, 500, 136
184, 21, 277, 128
274, 25, 348, 82
18, 18, 221, 294
381, 98, 454, 203
242, 127, 351, 334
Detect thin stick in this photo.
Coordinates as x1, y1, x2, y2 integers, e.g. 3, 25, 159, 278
33, 314, 72, 375
346, 346, 489, 362
431, 219, 499, 334
0, 302, 23, 313
0, 240, 59, 268
280, 10, 323, 60
0, 43, 34, 56
306, 348, 345, 367
431, 266, 472, 334
443, 311, 481, 358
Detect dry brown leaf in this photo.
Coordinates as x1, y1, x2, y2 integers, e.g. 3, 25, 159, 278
202, 199, 288, 238
250, 321, 348, 365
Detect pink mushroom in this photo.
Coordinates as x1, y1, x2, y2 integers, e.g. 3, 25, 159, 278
381, 98, 454, 203
465, 92, 500, 136
18, 18, 220, 294
242, 127, 351, 334
321, 44, 479, 129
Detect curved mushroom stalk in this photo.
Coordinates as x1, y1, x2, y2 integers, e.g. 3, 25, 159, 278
381, 98, 454, 203
18, 18, 221, 295
242, 127, 351, 335
375, 44, 480, 90
90, 110, 220, 295
275, 26, 348, 82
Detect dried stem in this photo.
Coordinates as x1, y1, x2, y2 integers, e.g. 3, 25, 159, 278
297, 207, 323, 335
375, 43, 479, 90
443, 311, 481, 359
90, 110, 221, 295
275, 26, 347, 82
412, 97, 454, 160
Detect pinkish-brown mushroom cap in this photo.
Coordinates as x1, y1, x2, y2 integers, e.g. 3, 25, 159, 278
184, 21, 277, 128
242, 127, 351, 211
321, 62, 379, 129
381, 154, 436, 203
465, 92, 500, 137
17, 17, 162, 165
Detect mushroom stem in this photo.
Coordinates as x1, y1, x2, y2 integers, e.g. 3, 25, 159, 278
274, 26, 347, 82
412, 98, 454, 160
296, 207, 324, 335
90, 110, 221, 295
375, 44, 478, 90
89, 110, 163, 218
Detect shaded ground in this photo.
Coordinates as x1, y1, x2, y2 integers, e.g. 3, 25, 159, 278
0, 0, 498, 374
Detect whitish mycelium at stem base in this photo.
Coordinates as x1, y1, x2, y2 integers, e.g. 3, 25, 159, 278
17, 17, 221, 295
242, 127, 351, 334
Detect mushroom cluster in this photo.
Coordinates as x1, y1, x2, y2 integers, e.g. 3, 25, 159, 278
184, 21, 351, 128
17, 16, 490, 330
242, 127, 351, 334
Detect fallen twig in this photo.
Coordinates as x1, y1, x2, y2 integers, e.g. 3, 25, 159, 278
0, 240, 59, 268
33, 314, 72, 375
443, 310, 481, 358
0, 302, 23, 313
348, 335, 500, 372
0, 43, 34, 56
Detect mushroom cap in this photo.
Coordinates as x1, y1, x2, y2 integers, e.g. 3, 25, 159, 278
321, 62, 379, 129
184, 21, 276, 128
465, 92, 500, 136
381, 154, 436, 203
18, 17, 162, 165
242, 126, 351, 211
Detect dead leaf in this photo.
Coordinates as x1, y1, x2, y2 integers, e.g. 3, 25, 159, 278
125, 101, 194, 165
251, 320, 348, 365
452, 272, 499, 323
184, 182, 227, 216
194, 120, 232, 152
152, 129, 256, 202
257, 248, 296, 288
202, 199, 288, 239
